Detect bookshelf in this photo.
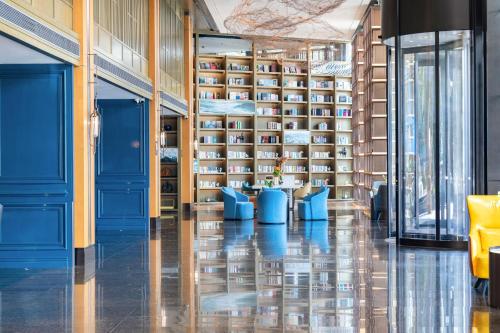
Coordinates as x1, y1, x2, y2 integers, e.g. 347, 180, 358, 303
351, 5, 388, 205
160, 115, 180, 212
352, 29, 366, 204
194, 40, 353, 202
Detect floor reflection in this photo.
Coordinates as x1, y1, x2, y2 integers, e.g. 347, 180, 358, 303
0, 204, 500, 332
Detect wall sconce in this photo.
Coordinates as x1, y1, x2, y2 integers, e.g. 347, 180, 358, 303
90, 97, 101, 154
90, 110, 100, 139
160, 130, 167, 147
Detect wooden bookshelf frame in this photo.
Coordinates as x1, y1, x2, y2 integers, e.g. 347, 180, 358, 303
194, 35, 353, 202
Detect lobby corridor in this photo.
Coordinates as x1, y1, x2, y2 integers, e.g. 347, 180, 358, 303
0, 205, 497, 332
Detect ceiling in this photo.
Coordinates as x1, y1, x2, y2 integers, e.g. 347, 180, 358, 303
198, 0, 371, 41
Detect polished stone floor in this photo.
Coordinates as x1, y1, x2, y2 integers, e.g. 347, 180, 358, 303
0, 204, 499, 332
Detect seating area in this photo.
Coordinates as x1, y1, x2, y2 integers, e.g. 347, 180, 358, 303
221, 185, 329, 224
467, 195, 500, 282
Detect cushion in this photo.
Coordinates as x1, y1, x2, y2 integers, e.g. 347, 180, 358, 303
479, 228, 500, 252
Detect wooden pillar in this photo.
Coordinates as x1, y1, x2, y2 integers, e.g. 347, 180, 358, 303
73, 0, 95, 254
149, 0, 161, 219
181, 13, 194, 207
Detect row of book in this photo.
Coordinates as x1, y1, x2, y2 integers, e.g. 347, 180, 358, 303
227, 151, 250, 159
266, 121, 282, 130
311, 80, 334, 88
257, 151, 279, 159
199, 151, 223, 159
199, 62, 222, 70
228, 77, 249, 86
311, 94, 333, 103
311, 108, 332, 116
335, 81, 351, 90
336, 109, 352, 117
199, 77, 219, 84
199, 91, 222, 99
284, 94, 304, 102
256, 63, 279, 73
228, 134, 247, 144
257, 107, 281, 115
337, 95, 353, 104
228, 92, 250, 100
227, 63, 250, 71
312, 136, 331, 144
257, 78, 279, 87
200, 136, 220, 144
227, 165, 252, 173
283, 165, 307, 172
228, 121, 246, 129
311, 165, 333, 172
200, 120, 223, 129
257, 92, 279, 101
283, 65, 303, 74
284, 79, 306, 88
258, 135, 280, 144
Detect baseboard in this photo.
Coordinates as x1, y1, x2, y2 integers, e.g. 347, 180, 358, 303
74, 244, 96, 284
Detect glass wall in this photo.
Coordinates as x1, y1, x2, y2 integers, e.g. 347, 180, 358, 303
390, 31, 472, 245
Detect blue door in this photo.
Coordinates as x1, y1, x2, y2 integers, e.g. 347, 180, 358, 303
0, 64, 73, 268
95, 99, 149, 231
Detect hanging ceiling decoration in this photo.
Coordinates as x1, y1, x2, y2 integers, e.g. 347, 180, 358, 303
224, 0, 346, 40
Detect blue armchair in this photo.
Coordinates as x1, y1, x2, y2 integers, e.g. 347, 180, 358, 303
257, 188, 287, 224
221, 187, 254, 220
298, 186, 329, 220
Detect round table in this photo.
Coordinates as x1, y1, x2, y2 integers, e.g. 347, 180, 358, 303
489, 246, 500, 307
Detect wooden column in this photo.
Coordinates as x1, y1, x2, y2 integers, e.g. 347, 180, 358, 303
149, 0, 161, 218
73, 0, 95, 252
180, 13, 194, 207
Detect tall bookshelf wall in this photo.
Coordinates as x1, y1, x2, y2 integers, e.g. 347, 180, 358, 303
352, 5, 387, 206
352, 29, 366, 204
194, 42, 353, 203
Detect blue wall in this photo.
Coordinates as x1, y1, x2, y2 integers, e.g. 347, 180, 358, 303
0, 64, 73, 268
95, 99, 149, 231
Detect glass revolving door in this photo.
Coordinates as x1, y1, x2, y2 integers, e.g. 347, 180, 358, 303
393, 31, 472, 247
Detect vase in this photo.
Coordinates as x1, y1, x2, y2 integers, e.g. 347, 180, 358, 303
273, 176, 280, 186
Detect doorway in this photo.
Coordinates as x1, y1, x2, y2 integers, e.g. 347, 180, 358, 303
95, 98, 149, 231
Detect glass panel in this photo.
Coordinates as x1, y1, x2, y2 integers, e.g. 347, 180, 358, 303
387, 46, 397, 237
400, 32, 436, 240
438, 31, 472, 241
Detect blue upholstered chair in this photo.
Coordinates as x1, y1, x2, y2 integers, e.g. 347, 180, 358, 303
257, 188, 287, 224
257, 223, 287, 257
298, 186, 329, 220
223, 219, 254, 251
303, 220, 330, 253
221, 187, 254, 220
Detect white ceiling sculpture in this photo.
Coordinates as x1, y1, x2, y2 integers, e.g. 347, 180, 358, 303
201, 0, 371, 41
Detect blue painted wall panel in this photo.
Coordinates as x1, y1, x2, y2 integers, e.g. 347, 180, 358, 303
0, 64, 73, 268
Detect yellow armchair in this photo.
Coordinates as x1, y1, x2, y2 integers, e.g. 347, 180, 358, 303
467, 195, 500, 279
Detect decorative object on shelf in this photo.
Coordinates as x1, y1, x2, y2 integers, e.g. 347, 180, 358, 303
272, 156, 289, 185
283, 130, 310, 144
200, 100, 256, 115
160, 148, 178, 162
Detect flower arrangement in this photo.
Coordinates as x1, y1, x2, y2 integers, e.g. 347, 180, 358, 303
272, 156, 289, 184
